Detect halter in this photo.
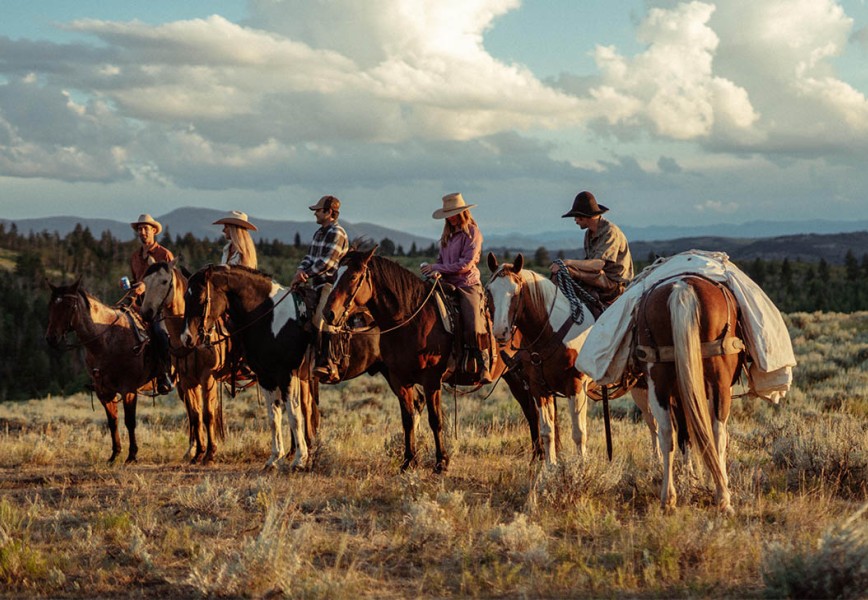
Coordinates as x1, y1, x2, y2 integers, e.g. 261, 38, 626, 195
487, 267, 558, 353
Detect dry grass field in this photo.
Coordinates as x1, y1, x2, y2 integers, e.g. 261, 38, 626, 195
1, 311, 866, 598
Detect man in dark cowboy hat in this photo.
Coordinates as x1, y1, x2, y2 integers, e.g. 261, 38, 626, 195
128, 213, 175, 394
550, 191, 634, 305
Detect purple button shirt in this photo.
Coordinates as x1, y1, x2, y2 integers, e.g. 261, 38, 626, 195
430, 223, 482, 287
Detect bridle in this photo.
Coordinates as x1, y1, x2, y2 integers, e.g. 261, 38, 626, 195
49, 292, 121, 349
487, 267, 557, 353
332, 260, 441, 335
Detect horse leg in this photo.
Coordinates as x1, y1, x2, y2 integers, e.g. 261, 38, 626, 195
423, 385, 449, 474
100, 395, 122, 464
389, 379, 419, 472
710, 363, 734, 512
502, 370, 542, 461
537, 394, 558, 466
631, 385, 661, 461
121, 392, 138, 464
264, 389, 285, 469
286, 375, 311, 471
568, 377, 588, 458
202, 377, 219, 465
185, 385, 206, 464
648, 375, 677, 510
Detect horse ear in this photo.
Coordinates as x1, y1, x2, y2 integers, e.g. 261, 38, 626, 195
169, 256, 179, 269
487, 252, 498, 273
514, 254, 524, 274
46, 278, 57, 292
72, 276, 82, 291
363, 245, 378, 262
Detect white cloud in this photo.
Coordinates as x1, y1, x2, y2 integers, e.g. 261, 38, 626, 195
694, 199, 739, 214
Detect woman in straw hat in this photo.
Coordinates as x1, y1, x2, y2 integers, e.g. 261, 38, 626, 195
421, 193, 492, 384
213, 210, 258, 269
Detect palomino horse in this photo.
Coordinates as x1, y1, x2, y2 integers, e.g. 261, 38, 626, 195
45, 279, 155, 464
180, 264, 387, 470
486, 253, 659, 466
636, 275, 743, 512
140, 260, 229, 465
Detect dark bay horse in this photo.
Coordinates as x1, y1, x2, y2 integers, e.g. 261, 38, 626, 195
636, 275, 744, 512
180, 264, 386, 470
45, 279, 155, 464
486, 253, 658, 466
322, 248, 533, 472
140, 260, 228, 465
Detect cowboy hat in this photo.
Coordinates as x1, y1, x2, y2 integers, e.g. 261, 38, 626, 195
433, 192, 476, 219
561, 191, 608, 218
213, 210, 257, 231
308, 195, 341, 212
130, 214, 163, 235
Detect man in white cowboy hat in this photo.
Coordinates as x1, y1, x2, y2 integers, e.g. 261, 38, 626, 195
550, 191, 633, 305
290, 195, 349, 383
421, 192, 493, 384
128, 213, 175, 394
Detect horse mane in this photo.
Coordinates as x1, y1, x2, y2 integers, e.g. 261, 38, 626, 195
520, 269, 558, 325
222, 263, 276, 282
363, 254, 430, 308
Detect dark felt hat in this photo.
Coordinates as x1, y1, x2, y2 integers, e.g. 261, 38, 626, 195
561, 191, 608, 218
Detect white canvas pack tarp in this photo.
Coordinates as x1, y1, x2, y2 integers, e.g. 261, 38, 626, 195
575, 250, 796, 403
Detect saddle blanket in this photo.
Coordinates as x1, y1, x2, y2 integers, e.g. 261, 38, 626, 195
576, 250, 796, 403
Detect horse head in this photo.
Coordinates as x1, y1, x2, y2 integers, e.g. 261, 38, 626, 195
181, 265, 228, 347
485, 252, 525, 344
44, 277, 83, 348
323, 246, 376, 327
141, 258, 181, 321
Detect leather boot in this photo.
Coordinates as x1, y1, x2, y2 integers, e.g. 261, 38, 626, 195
312, 333, 339, 383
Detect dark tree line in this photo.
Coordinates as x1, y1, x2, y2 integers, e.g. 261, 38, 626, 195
2, 222, 867, 401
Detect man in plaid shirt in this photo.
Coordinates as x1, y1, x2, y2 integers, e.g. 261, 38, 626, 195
291, 195, 349, 382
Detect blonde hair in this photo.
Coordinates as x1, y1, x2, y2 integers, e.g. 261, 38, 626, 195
439, 210, 475, 248
227, 225, 258, 269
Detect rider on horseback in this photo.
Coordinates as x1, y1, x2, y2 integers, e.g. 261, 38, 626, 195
290, 195, 349, 384
550, 191, 634, 307
421, 193, 493, 385
128, 213, 175, 395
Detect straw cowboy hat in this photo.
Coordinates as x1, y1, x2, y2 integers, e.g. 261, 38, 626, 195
561, 191, 608, 218
433, 192, 476, 219
130, 214, 163, 235
213, 210, 257, 231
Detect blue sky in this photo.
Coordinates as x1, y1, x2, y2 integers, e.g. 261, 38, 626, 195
1, 0, 867, 238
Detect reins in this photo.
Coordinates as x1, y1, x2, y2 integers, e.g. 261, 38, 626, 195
53, 293, 126, 350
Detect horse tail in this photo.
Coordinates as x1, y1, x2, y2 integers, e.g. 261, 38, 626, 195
669, 280, 727, 491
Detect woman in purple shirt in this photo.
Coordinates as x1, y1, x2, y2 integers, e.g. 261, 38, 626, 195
421, 193, 492, 383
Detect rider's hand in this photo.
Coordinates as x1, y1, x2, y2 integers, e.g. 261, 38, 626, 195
291, 270, 308, 287
132, 282, 146, 296
550, 262, 561, 274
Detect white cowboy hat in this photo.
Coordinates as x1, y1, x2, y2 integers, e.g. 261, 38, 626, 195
432, 192, 476, 219
130, 214, 163, 235
213, 210, 257, 231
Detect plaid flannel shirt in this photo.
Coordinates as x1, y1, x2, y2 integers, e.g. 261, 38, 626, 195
298, 221, 349, 288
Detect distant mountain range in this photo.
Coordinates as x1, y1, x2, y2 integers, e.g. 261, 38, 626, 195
3, 209, 867, 264
1, 207, 436, 252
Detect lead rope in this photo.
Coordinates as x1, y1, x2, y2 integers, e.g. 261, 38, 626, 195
552, 259, 596, 325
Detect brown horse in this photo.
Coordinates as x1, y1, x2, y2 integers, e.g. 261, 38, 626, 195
636, 275, 744, 512
322, 247, 533, 472
140, 260, 229, 465
486, 253, 659, 465
45, 279, 155, 464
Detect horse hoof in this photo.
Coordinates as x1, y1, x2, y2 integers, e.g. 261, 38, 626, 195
124, 457, 138, 465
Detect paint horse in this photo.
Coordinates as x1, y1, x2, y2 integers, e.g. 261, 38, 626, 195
635, 275, 744, 512
140, 259, 231, 465
486, 253, 659, 466
180, 264, 386, 470
45, 279, 156, 464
